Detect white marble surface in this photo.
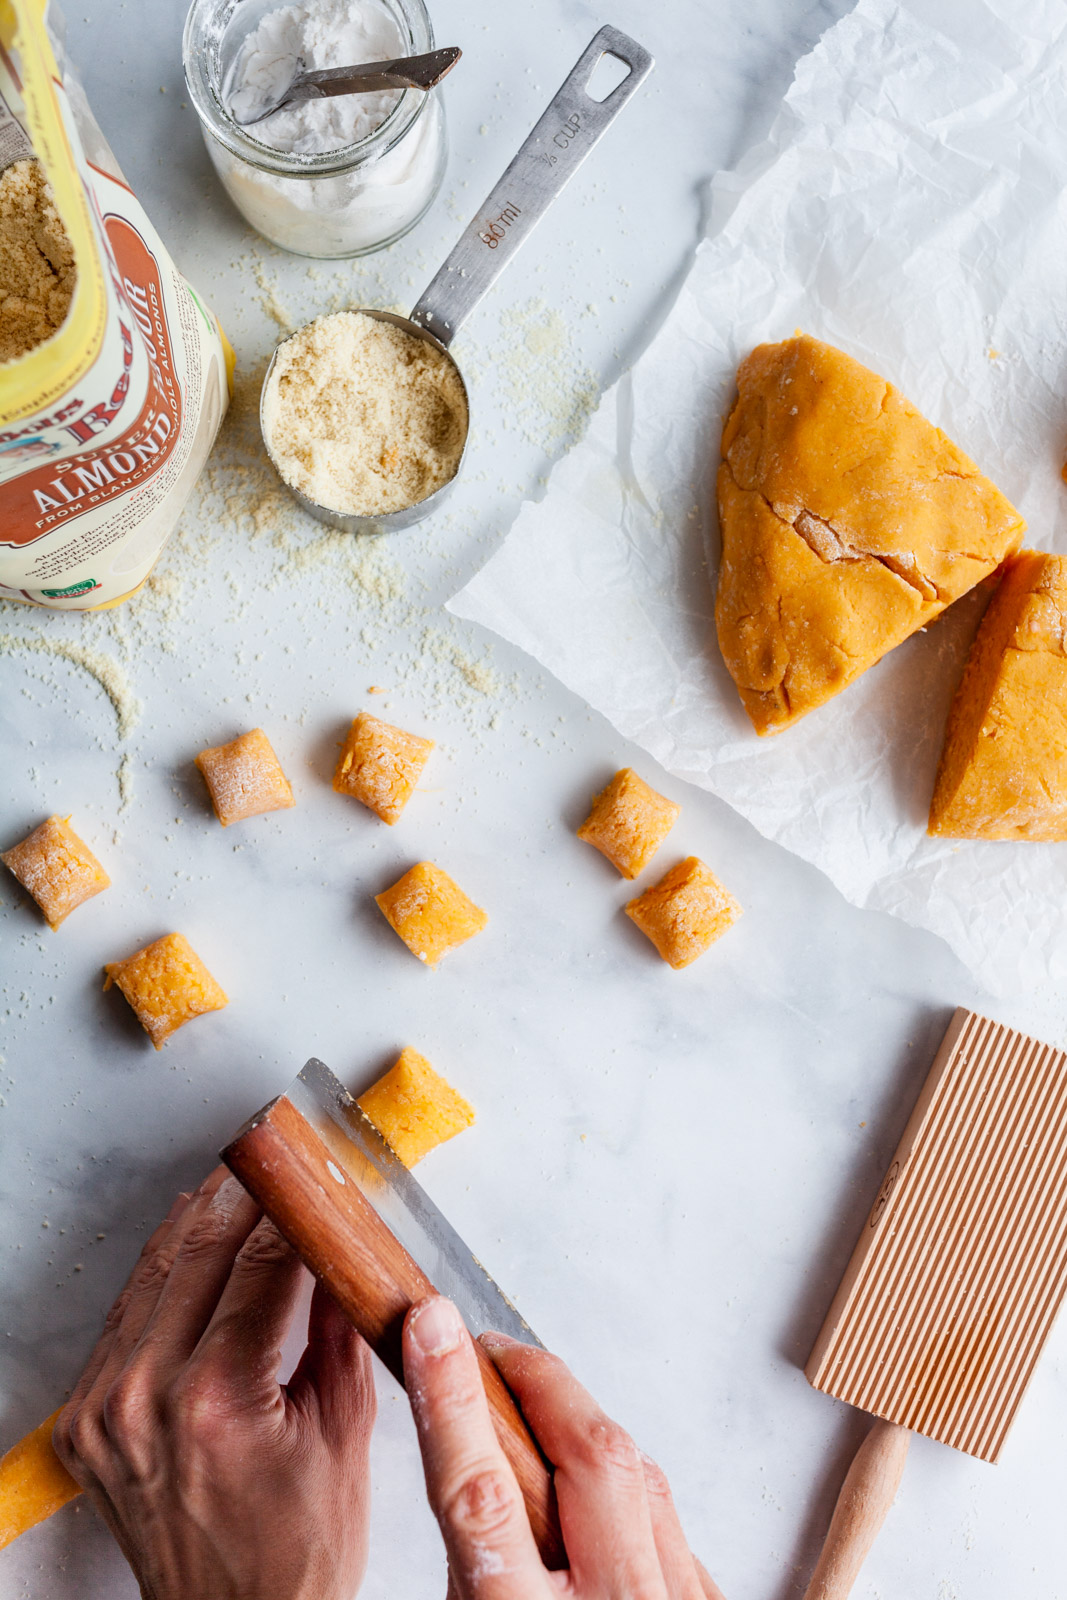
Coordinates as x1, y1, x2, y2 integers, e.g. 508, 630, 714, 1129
1, 1, 1064, 1597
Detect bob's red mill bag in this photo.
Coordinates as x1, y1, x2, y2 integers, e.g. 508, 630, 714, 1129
0, 0, 232, 611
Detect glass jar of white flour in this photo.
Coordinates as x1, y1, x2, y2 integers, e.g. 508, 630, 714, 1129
183, 0, 447, 257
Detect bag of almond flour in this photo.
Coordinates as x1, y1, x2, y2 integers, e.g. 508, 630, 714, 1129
0, 0, 232, 611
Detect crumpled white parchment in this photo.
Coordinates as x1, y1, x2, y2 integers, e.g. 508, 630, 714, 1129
449, 0, 1067, 996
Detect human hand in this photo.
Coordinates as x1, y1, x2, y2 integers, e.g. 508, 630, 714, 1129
402, 1295, 725, 1599
53, 1167, 376, 1600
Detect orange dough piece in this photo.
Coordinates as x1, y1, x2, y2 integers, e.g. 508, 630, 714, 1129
0, 1410, 81, 1552
625, 856, 741, 969
375, 862, 487, 967
929, 550, 1067, 839
716, 335, 1025, 734
358, 1047, 475, 1167
1, 815, 110, 929
333, 711, 434, 824
577, 768, 680, 878
195, 728, 295, 826
104, 932, 228, 1048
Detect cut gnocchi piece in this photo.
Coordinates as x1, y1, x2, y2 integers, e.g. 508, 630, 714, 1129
104, 932, 228, 1048
577, 768, 680, 878
625, 857, 741, 969
1, 815, 110, 929
358, 1047, 474, 1167
195, 728, 295, 826
375, 862, 487, 967
333, 711, 434, 824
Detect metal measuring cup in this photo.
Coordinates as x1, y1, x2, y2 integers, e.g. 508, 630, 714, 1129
259, 25, 653, 534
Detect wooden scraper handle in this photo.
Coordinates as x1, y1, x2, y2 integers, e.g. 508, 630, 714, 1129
802, 1419, 910, 1600
223, 1094, 564, 1568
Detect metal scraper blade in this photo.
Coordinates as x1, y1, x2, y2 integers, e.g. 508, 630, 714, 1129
276, 1057, 541, 1346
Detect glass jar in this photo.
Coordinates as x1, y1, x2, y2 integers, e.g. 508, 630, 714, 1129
182, 0, 447, 258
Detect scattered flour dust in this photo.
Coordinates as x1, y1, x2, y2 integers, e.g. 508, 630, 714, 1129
0, 634, 141, 738
252, 259, 295, 332
350, 538, 407, 603
467, 1543, 509, 1579
420, 626, 501, 697
117, 752, 135, 813
483, 297, 600, 455
1, 291, 520, 828
165, 349, 514, 732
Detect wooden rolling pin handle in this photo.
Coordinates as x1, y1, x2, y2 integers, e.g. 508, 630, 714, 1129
802, 1419, 910, 1600
223, 1096, 564, 1568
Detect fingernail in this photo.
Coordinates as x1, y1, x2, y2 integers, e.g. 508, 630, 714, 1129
479, 1332, 521, 1351
165, 1192, 192, 1222
409, 1296, 465, 1356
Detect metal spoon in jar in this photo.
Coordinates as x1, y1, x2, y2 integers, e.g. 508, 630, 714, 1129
233, 46, 462, 126
259, 25, 654, 534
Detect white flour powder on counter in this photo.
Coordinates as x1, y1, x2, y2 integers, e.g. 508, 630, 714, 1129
197, 0, 446, 256
225, 0, 403, 153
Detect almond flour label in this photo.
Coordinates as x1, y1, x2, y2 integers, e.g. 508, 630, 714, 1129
0, 0, 230, 611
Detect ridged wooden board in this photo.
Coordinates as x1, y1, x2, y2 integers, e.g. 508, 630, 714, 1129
806, 1008, 1067, 1463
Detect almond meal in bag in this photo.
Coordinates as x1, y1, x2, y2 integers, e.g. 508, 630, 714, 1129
0, 0, 232, 611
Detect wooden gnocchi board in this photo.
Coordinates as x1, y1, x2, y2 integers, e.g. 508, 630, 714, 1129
806, 1007, 1067, 1463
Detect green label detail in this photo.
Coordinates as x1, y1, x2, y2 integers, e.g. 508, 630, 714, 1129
187, 284, 213, 333
41, 579, 100, 598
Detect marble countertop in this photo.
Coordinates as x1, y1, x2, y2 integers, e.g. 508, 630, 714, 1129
2, 1, 1062, 1596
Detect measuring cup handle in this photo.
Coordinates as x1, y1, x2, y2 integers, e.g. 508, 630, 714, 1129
411, 25, 653, 346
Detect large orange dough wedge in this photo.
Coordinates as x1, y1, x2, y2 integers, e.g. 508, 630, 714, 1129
929, 551, 1067, 840
716, 335, 1025, 735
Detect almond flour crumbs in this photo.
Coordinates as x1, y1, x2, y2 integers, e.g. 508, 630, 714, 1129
252, 258, 295, 333
419, 626, 501, 697
349, 538, 407, 603
97, 363, 517, 739
117, 752, 135, 813
485, 298, 599, 455
235, 229, 408, 338
156, 356, 421, 621
0, 159, 77, 364
261, 311, 469, 516
0, 635, 141, 739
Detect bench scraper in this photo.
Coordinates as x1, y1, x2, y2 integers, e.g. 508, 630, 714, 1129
222, 1056, 562, 1565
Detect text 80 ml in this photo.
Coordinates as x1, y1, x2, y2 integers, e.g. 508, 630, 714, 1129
479, 201, 522, 248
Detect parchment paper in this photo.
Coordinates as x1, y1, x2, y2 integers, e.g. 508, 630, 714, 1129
449, 0, 1067, 997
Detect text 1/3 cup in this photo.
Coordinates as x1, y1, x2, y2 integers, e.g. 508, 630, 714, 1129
182, 0, 447, 258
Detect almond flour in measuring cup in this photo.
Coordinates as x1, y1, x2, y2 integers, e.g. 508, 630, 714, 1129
261, 311, 468, 515
184, 0, 447, 257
